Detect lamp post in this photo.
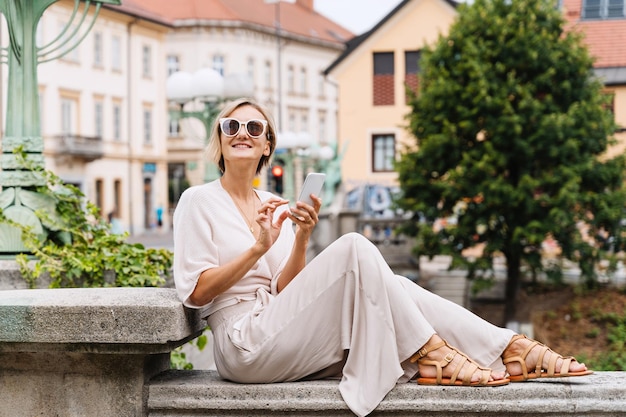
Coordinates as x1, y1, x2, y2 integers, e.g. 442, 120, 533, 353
166, 68, 254, 183
275, 132, 335, 205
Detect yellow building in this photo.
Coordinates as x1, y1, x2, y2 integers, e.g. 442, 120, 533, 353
324, 0, 457, 190
326, 0, 626, 191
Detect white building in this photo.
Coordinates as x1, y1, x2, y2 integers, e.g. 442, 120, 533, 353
0, 0, 351, 235
1, 1, 171, 235
137, 0, 352, 199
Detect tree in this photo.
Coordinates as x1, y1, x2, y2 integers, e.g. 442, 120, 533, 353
396, 0, 626, 324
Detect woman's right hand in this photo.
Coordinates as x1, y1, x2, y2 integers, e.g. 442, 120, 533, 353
255, 197, 290, 252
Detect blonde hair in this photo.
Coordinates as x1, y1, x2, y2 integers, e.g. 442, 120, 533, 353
206, 98, 277, 175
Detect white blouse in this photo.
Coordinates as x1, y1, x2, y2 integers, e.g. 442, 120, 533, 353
173, 179, 295, 317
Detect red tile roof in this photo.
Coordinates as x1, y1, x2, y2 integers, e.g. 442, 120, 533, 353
114, 0, 353, 45
563, 0, 626, 68
104, 0, 173, 26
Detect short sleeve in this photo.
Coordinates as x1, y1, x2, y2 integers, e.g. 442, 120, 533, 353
173, 186, 219, 308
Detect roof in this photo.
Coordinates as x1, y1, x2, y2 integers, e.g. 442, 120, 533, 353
324, 0, 459, 75
324, 0, 626, 79
103, 0, 173, 27
113, 0, 353, 45
562, 0, 626, 69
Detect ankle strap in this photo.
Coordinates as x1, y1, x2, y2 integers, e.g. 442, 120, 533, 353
411, 340, 446, 363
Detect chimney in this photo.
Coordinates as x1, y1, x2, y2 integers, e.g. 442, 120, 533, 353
296, 0, 314, 11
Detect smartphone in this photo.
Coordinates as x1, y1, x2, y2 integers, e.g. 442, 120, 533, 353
297, 173, 326, 206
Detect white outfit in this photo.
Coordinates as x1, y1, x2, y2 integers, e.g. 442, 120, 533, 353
173, 180, 515, 417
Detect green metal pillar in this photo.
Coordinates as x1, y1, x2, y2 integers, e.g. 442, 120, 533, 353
0, 0, 120, 254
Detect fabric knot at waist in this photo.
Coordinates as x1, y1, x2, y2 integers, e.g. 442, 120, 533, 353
206, 288, 273, 330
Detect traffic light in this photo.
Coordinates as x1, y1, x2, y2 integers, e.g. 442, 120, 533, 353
270, 162, 284, 195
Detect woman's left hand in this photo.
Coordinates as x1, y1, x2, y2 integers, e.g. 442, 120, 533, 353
289, 195, 322, 239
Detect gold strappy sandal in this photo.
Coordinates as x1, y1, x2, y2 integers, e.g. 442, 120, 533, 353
410, 339, 509, 387
502, 334, 594, 382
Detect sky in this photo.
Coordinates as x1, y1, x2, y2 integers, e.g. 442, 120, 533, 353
314, 0, 404, 35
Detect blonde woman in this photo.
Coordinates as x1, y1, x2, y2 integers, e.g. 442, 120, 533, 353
173, 98, 591, 417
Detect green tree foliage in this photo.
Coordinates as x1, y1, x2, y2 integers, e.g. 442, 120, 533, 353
396, 0, 626, 322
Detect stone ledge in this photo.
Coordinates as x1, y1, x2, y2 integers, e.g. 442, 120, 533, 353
148, 370, 626, 416
0, 287, 206, 353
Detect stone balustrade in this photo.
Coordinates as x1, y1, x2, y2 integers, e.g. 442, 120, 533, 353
1, 287, 625, 417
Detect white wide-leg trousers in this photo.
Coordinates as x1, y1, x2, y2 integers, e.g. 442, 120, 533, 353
207, 233, 515, 417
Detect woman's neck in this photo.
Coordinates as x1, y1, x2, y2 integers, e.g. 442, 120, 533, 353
220, 171, 256, 200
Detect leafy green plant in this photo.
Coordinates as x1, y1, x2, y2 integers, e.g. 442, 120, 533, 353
170, 333, 209, 370
0, 149, 171, 288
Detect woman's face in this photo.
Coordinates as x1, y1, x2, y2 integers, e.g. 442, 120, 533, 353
220, 105, 271, 169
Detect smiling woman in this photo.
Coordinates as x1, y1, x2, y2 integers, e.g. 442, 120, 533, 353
173, 97, 591, 417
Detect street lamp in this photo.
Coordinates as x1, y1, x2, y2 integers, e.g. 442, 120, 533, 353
275, 132, 335, 205
166, 68, 254, 183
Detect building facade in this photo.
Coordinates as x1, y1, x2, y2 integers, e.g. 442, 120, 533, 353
132, 0, 352, 205
1, 1, 172, 235
0, 0, 352, 235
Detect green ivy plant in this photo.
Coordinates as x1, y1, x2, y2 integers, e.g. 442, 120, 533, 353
0, 149, 171, 288
170, 333, 209, 370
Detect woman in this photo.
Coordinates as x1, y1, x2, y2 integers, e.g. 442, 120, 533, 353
173, 98, 591, 417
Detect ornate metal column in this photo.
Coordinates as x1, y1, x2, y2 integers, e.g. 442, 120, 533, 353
0, 0, 120, 254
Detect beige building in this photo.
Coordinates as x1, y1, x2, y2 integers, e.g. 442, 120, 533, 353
131, 0, 352, 200
325, 0, 457, 191
326, 0, 626, 191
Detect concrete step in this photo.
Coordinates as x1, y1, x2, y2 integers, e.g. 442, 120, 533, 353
148, 370, 626, 416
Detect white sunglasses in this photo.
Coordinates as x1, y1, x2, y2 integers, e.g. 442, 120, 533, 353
219, 118, 268, 138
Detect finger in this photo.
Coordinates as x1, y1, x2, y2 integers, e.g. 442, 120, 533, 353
310, 195, 323, 210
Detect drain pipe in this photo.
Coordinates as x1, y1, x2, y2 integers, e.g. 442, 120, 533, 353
126, 18, 138, 235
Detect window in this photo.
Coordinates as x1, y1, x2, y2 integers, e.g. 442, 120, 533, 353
288, 111, 296, 132
167, 55, 179, 76
114, 179, 122, 215
287, 65, 295, 93
301, 112, 308, 132
318, 111, 327, 143
317, 71, 325, 98
60, 96, 78, 135
94, 100, 104, 138
93, 31, 103, 67
112, 35, 121, 71
372, 134, 396, 172
583, 0, 625, 19
300, 67, 307, 95
95, 179, 104, 212
373, 52, 395, 106
404, 50, 421, 102
143, 108, 153, 143
142, 45, 152, 78
264, 60, 272, 89
113, 102, 122, 141
168, 117, 181, 137
247, 57, 255, 82
213, 54, 224, 76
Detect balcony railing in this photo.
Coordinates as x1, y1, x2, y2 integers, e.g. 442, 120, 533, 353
51, 134, 104, 161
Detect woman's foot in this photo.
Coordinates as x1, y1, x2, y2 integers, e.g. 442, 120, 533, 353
502, 334, 593, 381
411, 334, 509, 386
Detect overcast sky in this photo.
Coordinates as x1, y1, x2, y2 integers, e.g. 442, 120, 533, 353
314, 0, 404, 35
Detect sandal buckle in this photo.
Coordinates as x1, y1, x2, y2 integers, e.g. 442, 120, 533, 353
417, 347, 429, 359
444, 352, 455, 363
